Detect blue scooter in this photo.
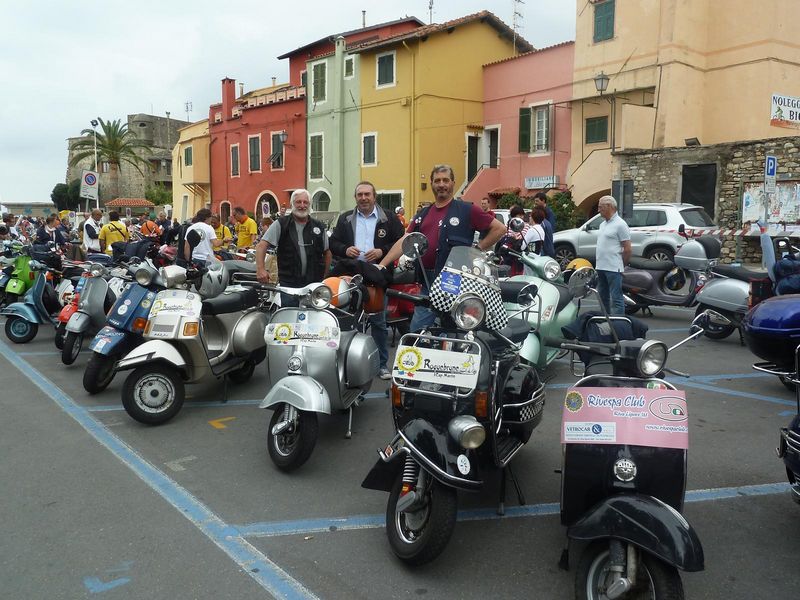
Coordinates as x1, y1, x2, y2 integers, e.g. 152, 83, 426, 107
83, 259, 164, 394
2, 259, 67, 343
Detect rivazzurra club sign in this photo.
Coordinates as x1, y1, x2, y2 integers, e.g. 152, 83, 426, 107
770, 93, 800, 130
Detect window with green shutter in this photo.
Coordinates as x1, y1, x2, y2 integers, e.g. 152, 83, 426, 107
309, 134, 323, 180
362, 134, 376, 166
376, 193, 402, 211
344, 57, 354, 78
593, 0, 615, 43
230, 145, 239, 176
518, 107, 531, 153
377, 52, 395, 87
301, 70, 307, 88
249, 136, 261, 171
184, 146, 193, 167
312, 62, 326, 102
585, 116, 608, 144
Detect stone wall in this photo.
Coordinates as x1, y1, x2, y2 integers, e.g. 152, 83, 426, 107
615, 136, 800, 262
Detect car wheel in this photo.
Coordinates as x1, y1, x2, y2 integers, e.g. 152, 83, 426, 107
554, 244, 576, 269
645, 246, 675, 262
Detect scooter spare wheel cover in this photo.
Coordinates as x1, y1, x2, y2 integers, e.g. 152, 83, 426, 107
135, 373, 177, 412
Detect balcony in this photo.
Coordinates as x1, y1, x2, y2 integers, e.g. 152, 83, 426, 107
568, 148, 612, 211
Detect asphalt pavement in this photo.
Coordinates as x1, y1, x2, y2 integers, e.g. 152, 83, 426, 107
0, 303, 798, 599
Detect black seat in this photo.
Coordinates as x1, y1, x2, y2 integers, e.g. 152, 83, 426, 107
476, 318, 530, 352
553, 282, 573, 312
498, 280, 531, 303
392, 268, 417, 285
629, 256, 674, 271
201, 287, 258, 315
712, 264, 768, 283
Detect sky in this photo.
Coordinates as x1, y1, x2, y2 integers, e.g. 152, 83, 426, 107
0, 0, 575, 205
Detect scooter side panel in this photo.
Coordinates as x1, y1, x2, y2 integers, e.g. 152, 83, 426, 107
0, 302, 44, 323
5, 278, 26, 295
696, 277, 749, 313
116, 340, 188, 373
567, 494, 704, 572
259, 375, 331, 414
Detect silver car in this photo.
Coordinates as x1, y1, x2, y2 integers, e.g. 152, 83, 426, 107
553, 203, 716, 266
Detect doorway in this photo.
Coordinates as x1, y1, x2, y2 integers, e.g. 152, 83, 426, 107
467, 136, 479, 182
681, 164, 717, 217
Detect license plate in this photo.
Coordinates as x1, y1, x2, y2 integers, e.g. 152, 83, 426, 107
439, 271, 461, 295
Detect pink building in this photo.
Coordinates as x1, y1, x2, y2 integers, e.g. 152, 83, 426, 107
463, 41, 574, 206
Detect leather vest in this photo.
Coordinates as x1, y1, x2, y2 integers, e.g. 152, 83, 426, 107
276, 215, 326, 286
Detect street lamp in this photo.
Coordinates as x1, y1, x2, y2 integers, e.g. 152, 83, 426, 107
278, 131, 294, 146
593, 71, 610, 95
90, 119, 100, 210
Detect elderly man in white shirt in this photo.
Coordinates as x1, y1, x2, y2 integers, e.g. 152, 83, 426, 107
595, 195, 632, 315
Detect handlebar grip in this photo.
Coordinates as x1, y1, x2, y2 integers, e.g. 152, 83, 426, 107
387, 288, 429, 306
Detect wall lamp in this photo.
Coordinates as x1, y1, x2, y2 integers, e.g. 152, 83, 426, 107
684, 137, 701, 147
278, 131, 294, 147
593, 71, 610, 95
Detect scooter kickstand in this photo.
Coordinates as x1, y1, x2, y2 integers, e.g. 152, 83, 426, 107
497, 468, 507, 516
507, 464, 526, 506
344, 406, 353, 439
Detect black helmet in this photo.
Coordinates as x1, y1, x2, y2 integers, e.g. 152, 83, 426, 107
664, 267, 687, 291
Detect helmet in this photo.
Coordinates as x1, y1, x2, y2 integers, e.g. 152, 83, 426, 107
322, 276, 352, 307
565, 258, 592, 272
664, 267, 687, 292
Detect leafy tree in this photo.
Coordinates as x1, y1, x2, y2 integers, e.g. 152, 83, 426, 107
51, 183, 71, 211
550, 191, 584, 231
496, 193, 529, 209
68, 178, 82, 207
145, 183, 172, 206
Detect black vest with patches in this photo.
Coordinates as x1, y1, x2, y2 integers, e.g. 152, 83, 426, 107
276, 215, 326, 286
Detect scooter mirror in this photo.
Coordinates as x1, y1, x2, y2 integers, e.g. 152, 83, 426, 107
508, 217, 526, 233
690, 309, 730, 333
349, 274, 364, 286
402, 232, 428, 259
567, 266, 597, 299
516, 283, 538, 307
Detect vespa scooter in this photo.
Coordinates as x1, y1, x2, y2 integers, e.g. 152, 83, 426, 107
258, 274, 380, 471
546, 268, 708, 599
114, 261, 268, 425
362, 234, 544, 565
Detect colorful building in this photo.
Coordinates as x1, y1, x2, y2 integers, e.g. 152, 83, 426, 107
350, 11, 533, 214
463, 41, 574, 206
171, 119, 210, 222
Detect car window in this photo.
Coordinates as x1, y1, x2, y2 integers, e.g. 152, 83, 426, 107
680, 207, 715, 227
644, 210, 667, 226
624, 211, 646, 228
494, 213, 506, 225
584, 215, 602, 231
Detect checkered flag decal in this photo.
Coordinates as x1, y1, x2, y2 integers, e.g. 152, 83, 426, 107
430, 269, 509, 330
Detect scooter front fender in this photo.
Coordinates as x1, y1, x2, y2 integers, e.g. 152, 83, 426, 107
65, 311, 92, 334
0, 302, 44, 324
259, 376, 331, 414
116, 340, 187, 373
89, 326, 135, 356
567, 494, 704, 572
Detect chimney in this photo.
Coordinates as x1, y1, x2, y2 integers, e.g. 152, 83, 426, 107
221, 78, 236, 120
362, 10, 366, 28
239, 82, 244, 96
272, 77, 277, 87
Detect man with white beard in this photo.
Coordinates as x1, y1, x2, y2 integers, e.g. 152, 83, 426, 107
256, 189, 331, 307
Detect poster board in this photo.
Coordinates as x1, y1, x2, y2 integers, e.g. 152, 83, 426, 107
741, 180, 800, 224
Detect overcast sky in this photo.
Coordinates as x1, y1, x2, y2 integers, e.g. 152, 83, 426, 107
0, 0, 575, 204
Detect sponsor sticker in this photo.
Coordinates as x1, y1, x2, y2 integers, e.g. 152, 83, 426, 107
393, 344, 479, 389
457, 454, 471, 475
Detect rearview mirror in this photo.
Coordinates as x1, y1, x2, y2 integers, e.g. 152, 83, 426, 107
402, 232, 428, 259
568, 266, 597, 299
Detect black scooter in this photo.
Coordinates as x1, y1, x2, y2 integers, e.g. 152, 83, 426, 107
362, 233, 544, 565
546, 267, 710, 600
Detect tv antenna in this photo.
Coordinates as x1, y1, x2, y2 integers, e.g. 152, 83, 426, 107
512, 0, 525, 54
184, 101, 193, 122
428, 0, 434, 24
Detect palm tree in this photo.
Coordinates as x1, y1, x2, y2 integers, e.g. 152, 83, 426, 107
69, 118, 154, 200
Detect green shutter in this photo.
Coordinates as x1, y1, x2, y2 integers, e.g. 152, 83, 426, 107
585, 117, 608, 144
594, 0, 615, 43
518, 108, 531, 153
363, 135, 375, 165
310, 135, 323, 179
231, 145, 239, 176
313, 63, 326, 102
249, 137, 260, 170
377, 54, 394, 86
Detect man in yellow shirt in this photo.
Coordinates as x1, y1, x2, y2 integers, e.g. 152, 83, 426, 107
99, 211, 129, 255
233, 206, 258, 249
210, 214, 233, 245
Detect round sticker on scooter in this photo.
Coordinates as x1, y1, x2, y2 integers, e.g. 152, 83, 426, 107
457, 454, 471, 475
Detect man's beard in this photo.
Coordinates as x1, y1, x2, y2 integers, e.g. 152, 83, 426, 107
292, 207, 309, 218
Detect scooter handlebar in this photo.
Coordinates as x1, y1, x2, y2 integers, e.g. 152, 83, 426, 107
386, 288, 429, 307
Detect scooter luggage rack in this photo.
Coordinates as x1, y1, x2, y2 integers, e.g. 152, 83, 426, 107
392, 332, 482, 400
753, 343, 800, 409
568, 315, 635, 377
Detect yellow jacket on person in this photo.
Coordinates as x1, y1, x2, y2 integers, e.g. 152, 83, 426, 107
99, 221, 129, 255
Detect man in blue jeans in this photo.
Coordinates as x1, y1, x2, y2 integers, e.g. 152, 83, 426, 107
595, 195, 631, 315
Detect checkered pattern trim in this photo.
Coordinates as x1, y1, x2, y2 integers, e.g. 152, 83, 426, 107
429, 268, 509, 331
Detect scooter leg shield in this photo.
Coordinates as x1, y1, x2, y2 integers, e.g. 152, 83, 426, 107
567, 494, 704, 572
259, 376, 332, 414
65, 311, 92, 333
0, 302, 43, 324
116, 340, 187, 373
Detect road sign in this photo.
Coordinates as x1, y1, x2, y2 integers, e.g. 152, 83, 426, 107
765, 155, 777, 193
80, 169, 99, 201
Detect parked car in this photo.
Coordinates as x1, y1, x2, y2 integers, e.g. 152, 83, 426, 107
552, 203, 716, 267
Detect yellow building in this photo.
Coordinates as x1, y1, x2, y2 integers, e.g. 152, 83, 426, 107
569, 0, 800, 211
352, 11, 532, 213
171, 120, 211, 222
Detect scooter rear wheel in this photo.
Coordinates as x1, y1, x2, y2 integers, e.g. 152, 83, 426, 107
61, 331, 84, 365
5, 317, 38, 344
386, 473, 458, 566
267, 405, 318, 471
576, 541, 684, 600
122, 364, 185, 425
83, 352, 117, 394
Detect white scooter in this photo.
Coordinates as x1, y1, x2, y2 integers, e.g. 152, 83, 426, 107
115, 260, 268, 425
260, 275, 380, 471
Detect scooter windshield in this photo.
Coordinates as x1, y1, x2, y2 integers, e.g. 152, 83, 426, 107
442, 246, 498, 284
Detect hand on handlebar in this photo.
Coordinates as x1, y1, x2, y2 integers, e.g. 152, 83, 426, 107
256, 268, 270, 284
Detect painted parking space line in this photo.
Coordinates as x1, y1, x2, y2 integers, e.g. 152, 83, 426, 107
673, 378, 796, 407
234, 481, 790, 539
17, 350, 62, 356
0, 339, 319, 600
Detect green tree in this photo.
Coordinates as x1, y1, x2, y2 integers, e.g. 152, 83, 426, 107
50, 183, 71, 211
496, 193, 529, 209
145, 183, 172, 206
67, 178, 82, 207
68, 118, 153, 199
550, 191, 584, 231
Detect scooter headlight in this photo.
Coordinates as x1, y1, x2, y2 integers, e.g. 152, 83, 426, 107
542, 259, 561, 281
309, 284, 332, 309
613, 458, 637, 482
159, 265, 187, 288
135, 267, 154, 286
89, 263, 105, 277
636, 340, 668, 377
448, 415, 486, 449
450, 293, 485, 331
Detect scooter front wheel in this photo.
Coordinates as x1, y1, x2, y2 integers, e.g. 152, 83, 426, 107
5, 317, 38, 344
61, 331, 84, 365
83, 352, 117, 394
122, 364, 185, 425
267, 405, 318, 471
576, 541, 684, 600
386, 472, 458, 566
696, 304, 735, 340
54, 322, 66, 350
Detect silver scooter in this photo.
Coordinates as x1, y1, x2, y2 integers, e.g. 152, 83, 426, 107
61, 263, 127, 365
259, 276, 380, 471
115, 260, 268, 425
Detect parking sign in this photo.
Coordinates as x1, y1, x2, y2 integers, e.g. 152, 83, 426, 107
765, 155, 777, 193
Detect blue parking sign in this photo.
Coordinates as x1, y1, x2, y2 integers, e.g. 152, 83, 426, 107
766, 155, 777, 177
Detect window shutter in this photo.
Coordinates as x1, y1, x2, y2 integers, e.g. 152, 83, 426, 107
518, 108, 531, 153
378, 55, 393, 85
594, 1, 615, 43
363, 136, 375, 165
313, 63, 326, 101
310, 135, 323, 179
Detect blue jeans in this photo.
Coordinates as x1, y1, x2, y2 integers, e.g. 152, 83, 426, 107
409, 269, 437, 333
598, 270, 624, 315
280, 292, 300, 308
367, 297, 389, 370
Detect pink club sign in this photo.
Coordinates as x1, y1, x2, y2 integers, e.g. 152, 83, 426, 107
561, 387, 689, 450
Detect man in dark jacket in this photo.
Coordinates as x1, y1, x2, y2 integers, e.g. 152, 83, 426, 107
330, 181, 405, 378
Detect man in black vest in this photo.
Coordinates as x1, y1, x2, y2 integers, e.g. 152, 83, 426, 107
378, 164, 505, 332
255, 189, 331, 306
330, 181, 405, 378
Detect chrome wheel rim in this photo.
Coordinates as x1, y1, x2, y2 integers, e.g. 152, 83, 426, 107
134, 373, 175, 413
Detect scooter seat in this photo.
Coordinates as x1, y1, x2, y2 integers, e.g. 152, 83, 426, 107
553, 282, 573, 312
499, 280, 530, 303
629, 256, 674, 271
476, 318, 530, 351
201, 287, 258, 315
712, 264, 768, 283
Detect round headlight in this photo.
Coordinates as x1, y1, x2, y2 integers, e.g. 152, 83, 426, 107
450, 293, 486, 331
89, 263, 105, 277
637, 340, 668, 377
543, 259, 561, 281
614, 458, 637, 482
159, 265, 187, 288
448, 415, 486, 449
135, 268, 154, 286
310, 284, 332, 309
